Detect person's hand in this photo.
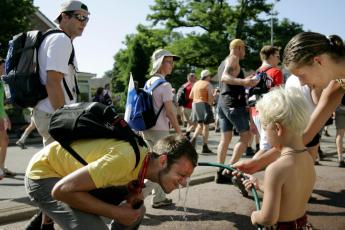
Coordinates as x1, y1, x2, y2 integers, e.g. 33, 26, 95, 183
242, 174, 260, 191
232, 159, 262, 174
116, 202, 143, 226
244, 77, 260, 88
4, 117, 11, 130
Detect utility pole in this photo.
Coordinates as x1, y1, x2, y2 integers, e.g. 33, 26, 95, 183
270, 0, 277, 45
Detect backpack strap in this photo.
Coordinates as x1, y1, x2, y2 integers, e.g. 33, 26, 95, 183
258, 66, 273, 73
40, 29, 78, 101
144, 78, 167, 119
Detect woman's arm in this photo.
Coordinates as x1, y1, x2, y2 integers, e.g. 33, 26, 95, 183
303, 80, 344, 144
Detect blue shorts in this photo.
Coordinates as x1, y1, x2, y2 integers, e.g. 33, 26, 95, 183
218, 106, 250, 133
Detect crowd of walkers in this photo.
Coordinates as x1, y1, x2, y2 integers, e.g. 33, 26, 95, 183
1, 1, 345, 229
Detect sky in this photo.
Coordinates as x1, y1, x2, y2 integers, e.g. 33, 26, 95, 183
34, 0, 345, 78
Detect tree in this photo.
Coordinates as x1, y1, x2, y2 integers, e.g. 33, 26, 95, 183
0, 0, 36, 57
147, 0, 303, 70
110, 0, 305, 112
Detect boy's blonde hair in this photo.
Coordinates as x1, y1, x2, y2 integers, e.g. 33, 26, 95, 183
256, 87, 309, 135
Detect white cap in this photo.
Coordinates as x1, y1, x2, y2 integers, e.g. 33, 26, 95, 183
54, 0, 90, 23
200, 69, 211, 80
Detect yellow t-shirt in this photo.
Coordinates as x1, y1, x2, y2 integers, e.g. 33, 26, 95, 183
26, 139, 148, 188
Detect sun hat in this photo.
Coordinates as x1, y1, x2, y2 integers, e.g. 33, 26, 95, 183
200, 69, 211, 80
54, 0, 90, 23
150, 49, 180, 75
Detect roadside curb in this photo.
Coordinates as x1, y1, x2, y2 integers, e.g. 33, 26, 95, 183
0, 171, 215, 225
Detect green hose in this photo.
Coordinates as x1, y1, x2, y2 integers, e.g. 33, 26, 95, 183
198, 162, 264, 230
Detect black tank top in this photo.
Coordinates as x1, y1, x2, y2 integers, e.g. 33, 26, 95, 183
219, 69, 247, 108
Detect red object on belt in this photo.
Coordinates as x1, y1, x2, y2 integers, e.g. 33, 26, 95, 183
128, 153, 150, 195
275, 213, 311, 230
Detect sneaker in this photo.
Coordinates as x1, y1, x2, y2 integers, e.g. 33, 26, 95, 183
339, 160, 345, 168
318, 147, 325, 160
202, 144, 213, 154
16, 140, 27, 149
25, 211, 42, 230
231, 175, 249, 197
245, 147, 254, 157
3, 168, 16, 177
152, 198, 173, 209
0, 168, 4, 180
215, 170, 232, 184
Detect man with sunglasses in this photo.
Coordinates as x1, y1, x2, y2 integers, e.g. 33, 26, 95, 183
27, 1, 90, 229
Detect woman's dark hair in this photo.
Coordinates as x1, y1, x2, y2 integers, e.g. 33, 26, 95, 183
283, 32, 345, 68
95, 87, 104, 96
152, 134, 198, 169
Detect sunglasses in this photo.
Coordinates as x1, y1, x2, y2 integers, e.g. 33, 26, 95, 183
71, 13, 89, 23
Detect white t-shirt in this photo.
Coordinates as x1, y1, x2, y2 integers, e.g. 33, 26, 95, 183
36, 32, 78, 113
145, 74, 173, 131
258, 75, 316, 150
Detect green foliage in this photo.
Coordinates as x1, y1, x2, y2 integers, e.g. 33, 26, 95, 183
0, 0, 36, 57
110, 0, 305, 109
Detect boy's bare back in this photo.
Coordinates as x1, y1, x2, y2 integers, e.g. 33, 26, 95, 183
263, 150, 316, 222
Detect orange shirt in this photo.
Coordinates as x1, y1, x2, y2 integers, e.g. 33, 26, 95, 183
190, 80, 213, 104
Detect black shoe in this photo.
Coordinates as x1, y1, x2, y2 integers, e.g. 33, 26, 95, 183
231, 175, 249, 197
202, 144, 213, 153
185, 131, 191, 140
215, 170, 233, 184
25, 211, 42, 230
215, 128, 220, 133
41, 223, 55, 230
339, 160, 345, 168
245, 147, 254, 157
318, 147, 325, 160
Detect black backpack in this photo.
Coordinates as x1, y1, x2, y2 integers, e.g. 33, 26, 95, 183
48, 102, 146, 168
176, 85, 188, 106
3, 29, 78, 108
248, 66, 273, 97
247, 67, 273, 106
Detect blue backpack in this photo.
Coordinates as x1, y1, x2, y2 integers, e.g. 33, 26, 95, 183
128, 78, 166, 131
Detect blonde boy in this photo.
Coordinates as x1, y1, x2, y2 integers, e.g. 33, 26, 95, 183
243, 87, 315, 228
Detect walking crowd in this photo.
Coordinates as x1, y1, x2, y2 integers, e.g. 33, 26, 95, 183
0, 0, 345, 229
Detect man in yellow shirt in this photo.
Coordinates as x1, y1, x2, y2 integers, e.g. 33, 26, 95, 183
25, 134, 198, 229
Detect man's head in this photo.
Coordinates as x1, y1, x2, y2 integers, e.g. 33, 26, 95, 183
151, 134, 198, 193
150, 49, 180, 76
260, 45, 281, 67
200, 69, 212, 81
229, 39, 246, 59
55, 0, 90, 39
187, 73, 196, 83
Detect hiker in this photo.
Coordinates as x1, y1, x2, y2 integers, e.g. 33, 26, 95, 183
25, 134, 198, 229
242, 87, 315, 228
215, 39, 259, 183
0, 57, 14, 180
141, 49, 182, 208
189, 69, 215, 153
234, 32, 345, 172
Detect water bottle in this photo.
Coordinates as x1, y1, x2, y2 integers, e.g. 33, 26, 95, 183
3, 81, 12, 101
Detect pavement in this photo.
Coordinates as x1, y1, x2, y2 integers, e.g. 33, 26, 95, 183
1, 124, 345, 229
